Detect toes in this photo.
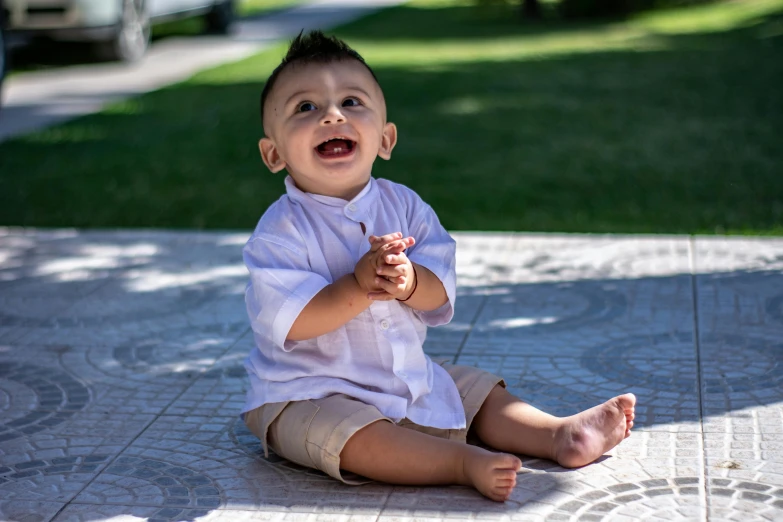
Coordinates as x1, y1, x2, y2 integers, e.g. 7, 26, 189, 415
495, 469, 518, 481
492, 485, 514, 501
498, 454, 522, 471
617, 393, 636, 411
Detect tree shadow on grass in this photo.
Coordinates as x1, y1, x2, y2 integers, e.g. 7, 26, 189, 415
335, 1, 783, 41
1, 14, 780, 233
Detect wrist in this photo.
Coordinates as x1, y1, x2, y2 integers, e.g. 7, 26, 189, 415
396, 264, 418, 302
350, 271, 368, 293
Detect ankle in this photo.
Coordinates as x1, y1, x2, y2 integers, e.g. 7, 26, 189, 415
551, 418, 570, 463
454, 447, 472, 486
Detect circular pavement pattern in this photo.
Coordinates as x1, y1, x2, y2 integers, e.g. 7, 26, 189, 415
0, 287, 218, 328
477, 283, 627, 335
108, 323, 247, 380
547, 477, 783, 521
0, 361, 90, 442
87, 456, 223, 515
0, 454, 111, 488
581, 332, 783, 395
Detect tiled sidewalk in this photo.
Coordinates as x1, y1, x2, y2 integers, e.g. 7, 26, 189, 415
0, 229, 781, 521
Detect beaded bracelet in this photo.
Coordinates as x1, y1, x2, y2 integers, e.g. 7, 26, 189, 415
396, 265, 418, 302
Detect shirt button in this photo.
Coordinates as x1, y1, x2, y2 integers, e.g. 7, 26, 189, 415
380, 320, 390, 330
347, 204, 357, 212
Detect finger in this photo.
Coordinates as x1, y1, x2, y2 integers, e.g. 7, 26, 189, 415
384, 252, 408, 265
380, 240, 408, 255
376, 264, 406, 277
380, 275, 406, 285
369, 232, 403, 251
372, 247, 403, 270
374, 276, 405, 295
370, 234, 411, 253
389, 236, 415, 250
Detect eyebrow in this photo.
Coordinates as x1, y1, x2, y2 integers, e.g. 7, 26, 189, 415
284, 90, 311, 107
345, 86, 373, 100
283, 86, 374, 107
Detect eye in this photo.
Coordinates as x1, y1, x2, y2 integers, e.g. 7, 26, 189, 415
342, 97, 361, 107
298, 102, 316, 112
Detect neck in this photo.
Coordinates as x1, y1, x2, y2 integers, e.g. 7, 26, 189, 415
290, 175, 371, 201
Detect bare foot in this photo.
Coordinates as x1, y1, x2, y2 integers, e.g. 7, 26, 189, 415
459, 446, 522, 502
553, 393, 636, 468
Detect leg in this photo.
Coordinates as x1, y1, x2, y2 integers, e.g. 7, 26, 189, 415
340, 420, 522, 502
472, 386, 636, 468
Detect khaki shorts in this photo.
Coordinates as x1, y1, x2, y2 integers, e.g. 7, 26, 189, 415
244, 361, 505, 484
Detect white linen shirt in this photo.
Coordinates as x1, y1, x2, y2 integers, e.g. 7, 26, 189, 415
241, 176, 466, 429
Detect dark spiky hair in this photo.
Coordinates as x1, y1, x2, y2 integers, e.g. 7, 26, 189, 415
259, 30, 379, 126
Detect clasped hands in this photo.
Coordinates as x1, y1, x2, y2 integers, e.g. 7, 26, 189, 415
354, 232, 416, 301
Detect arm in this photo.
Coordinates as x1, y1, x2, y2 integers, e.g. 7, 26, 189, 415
401, 262, 447, 312
287, 234, 413, 341
368, 241, 447, 312
376, 188, 457, 326
286, 273, 372, 341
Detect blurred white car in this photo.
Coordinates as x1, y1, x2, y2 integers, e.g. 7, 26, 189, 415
4, 0, 235, 62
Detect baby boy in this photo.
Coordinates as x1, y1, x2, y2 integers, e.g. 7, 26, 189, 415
241, 30, 636, 502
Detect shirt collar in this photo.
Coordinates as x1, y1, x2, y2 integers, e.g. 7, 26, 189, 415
284, 176, 377, 214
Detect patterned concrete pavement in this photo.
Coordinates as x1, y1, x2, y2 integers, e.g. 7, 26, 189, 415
0, 228, 782, 521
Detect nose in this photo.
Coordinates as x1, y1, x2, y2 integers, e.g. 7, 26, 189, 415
320, 104, 346, 126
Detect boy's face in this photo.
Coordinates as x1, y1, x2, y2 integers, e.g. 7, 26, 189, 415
259, 59, 397, 200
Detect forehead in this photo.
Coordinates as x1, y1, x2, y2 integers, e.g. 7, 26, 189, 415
268, 59, 383, 107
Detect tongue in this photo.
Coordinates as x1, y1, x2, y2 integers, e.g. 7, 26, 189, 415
319, 139, 351, 155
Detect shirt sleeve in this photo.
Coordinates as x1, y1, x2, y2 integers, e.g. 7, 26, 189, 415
243, 235, 329, 351
404, 192, 457, 327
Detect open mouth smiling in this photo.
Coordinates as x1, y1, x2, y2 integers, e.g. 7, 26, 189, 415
316, 136, 356, 159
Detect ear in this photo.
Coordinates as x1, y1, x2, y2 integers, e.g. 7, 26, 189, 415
259, 137, 287, 173
378, 122, 397, 160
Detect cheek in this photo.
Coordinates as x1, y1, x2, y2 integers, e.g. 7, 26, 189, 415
355, 115, 383, 146
283, 123, 315, 153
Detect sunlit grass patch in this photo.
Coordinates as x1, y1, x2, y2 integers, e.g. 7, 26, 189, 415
238, 0, 306, 16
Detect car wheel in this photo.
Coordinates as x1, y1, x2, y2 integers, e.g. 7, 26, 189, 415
98, 0, 150, 62
205, 0, 235, 34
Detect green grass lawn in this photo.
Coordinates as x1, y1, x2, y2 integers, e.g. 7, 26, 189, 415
152, 0, 308, 38
239, 0, 306, 16
2, 0, 781, 233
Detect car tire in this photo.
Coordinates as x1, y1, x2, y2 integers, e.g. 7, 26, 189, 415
98, 0, 150, 62
205, 0, 235, 34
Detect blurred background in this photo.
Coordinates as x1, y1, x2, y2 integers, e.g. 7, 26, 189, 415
0, 0, 781, 234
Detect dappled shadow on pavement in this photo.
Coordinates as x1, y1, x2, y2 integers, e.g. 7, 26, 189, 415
0, 231, 782, 520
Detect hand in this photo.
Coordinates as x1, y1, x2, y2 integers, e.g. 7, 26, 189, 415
368, 233, 417, 301
354, 232, 414, 298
